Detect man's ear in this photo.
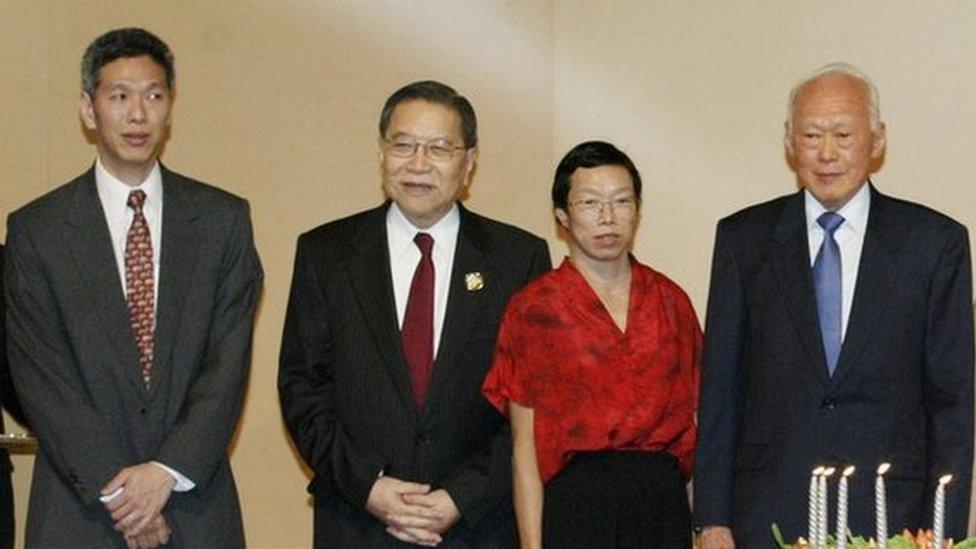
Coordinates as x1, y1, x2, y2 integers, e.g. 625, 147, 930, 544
80, 92, 97, 131
870, 122, 887, 159
783, 122, 796, 160
462, 146, 478, 186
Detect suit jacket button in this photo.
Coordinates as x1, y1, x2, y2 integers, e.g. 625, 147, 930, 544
139, 408, 147, 416
821, 398, 837, 411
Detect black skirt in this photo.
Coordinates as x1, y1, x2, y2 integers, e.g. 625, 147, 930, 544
542, 451, 691, 549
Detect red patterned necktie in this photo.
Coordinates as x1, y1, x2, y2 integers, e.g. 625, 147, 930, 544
402, 233, 434, 410
125, 189, 155, 387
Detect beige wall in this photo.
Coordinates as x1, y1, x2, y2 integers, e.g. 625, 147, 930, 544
1, 1, 974, 546
553, 1, 976, 313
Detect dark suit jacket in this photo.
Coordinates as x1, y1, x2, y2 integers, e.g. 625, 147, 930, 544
0, 244, 27, 549
4, 167, 263, 548
693, 186, 974, 547
279, 202, 550, 548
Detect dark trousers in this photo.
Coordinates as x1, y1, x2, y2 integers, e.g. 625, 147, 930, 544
543, 451, 691, 549
0, 471, 13, 549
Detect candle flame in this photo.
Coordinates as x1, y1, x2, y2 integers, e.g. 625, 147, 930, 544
813, 466, 825, 475
842, 465, 855, 476
823, 467, 836, 476
877, 463, 891, 475
939, 474, 953, 485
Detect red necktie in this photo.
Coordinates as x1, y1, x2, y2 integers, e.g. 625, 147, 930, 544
125, 190, 155, 387
402, 233, 434, 410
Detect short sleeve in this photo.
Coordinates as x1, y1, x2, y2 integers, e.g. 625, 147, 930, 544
482, 304, 535, 413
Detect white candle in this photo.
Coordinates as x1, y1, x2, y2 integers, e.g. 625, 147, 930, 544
876, 463, 890, 549
809, 466, 825, 544
836, 466, 855, 549
932, 474, 952, 549
818, 467, 835, 548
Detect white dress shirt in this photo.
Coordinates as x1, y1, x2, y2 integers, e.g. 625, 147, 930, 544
387, 202, 460, 357
94, 157, 194, 498
805, 182, 871, 339
95, 158, 162, 306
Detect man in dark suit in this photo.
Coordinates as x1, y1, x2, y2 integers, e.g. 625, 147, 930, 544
279, 80, 550, 548
0, 244, 28, 549
4, 28, 262, 548
695, 63, 974, 548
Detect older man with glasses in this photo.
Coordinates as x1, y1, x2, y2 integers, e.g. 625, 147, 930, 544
279, 80, 550, 548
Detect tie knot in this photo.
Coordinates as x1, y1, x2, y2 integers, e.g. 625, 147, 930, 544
817, 212, 844, 234
414, 232, 434, 257
127, 189, 147, 212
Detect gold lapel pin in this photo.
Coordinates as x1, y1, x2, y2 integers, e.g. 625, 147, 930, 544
465, 272, 485, 292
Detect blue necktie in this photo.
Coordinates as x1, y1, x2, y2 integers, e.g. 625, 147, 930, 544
813, 212, 844, 376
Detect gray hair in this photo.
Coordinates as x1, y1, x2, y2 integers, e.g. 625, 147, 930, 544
786, 62, 881, 131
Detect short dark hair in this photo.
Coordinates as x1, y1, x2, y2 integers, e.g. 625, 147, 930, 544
552, 141, 642, 210
378, 80, 478, 148
81, 28, 174, 96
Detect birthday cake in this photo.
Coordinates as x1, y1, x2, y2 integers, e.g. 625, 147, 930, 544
772, 464, 971, 549
773, 526, 976, 548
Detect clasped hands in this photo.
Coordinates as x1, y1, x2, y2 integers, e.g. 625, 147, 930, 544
101, 463, 176, 549
366, 475, 460, 547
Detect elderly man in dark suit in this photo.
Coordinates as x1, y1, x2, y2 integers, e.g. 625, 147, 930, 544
694, 63, 974, 548
4, 28, 262, 548
279, 80, 550, 548
0, 244, 28, 549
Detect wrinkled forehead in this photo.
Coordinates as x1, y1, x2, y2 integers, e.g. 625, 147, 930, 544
386, 100, 464, 142
795, 75, 870, 110
793, 76, 871, 125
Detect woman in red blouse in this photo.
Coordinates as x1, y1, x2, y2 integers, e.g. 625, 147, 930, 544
483, 141, 701, 548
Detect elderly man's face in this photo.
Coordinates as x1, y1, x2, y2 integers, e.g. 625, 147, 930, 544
380, 100, 476, 229
785, 74, 885, 211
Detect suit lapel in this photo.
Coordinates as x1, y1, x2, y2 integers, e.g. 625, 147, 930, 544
423, 206, 493, 415
64, 168, 144, 392
150, 167, 202, 400
346, 204, 416, 415
830, 187, 900, 387
771, 191, 830, 385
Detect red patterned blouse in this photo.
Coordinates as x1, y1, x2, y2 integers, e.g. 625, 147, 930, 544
483, 258, 701, 483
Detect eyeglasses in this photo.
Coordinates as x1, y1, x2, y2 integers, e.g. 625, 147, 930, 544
569, 196, 638, 214
382, 138, 468, 162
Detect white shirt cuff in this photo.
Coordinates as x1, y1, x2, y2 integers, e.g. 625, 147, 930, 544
151, 461, 196, 492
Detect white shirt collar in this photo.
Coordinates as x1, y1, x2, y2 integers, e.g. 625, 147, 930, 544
94, 157, 163, 213
804, 181, 871, 235
386, 202, 460, 259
